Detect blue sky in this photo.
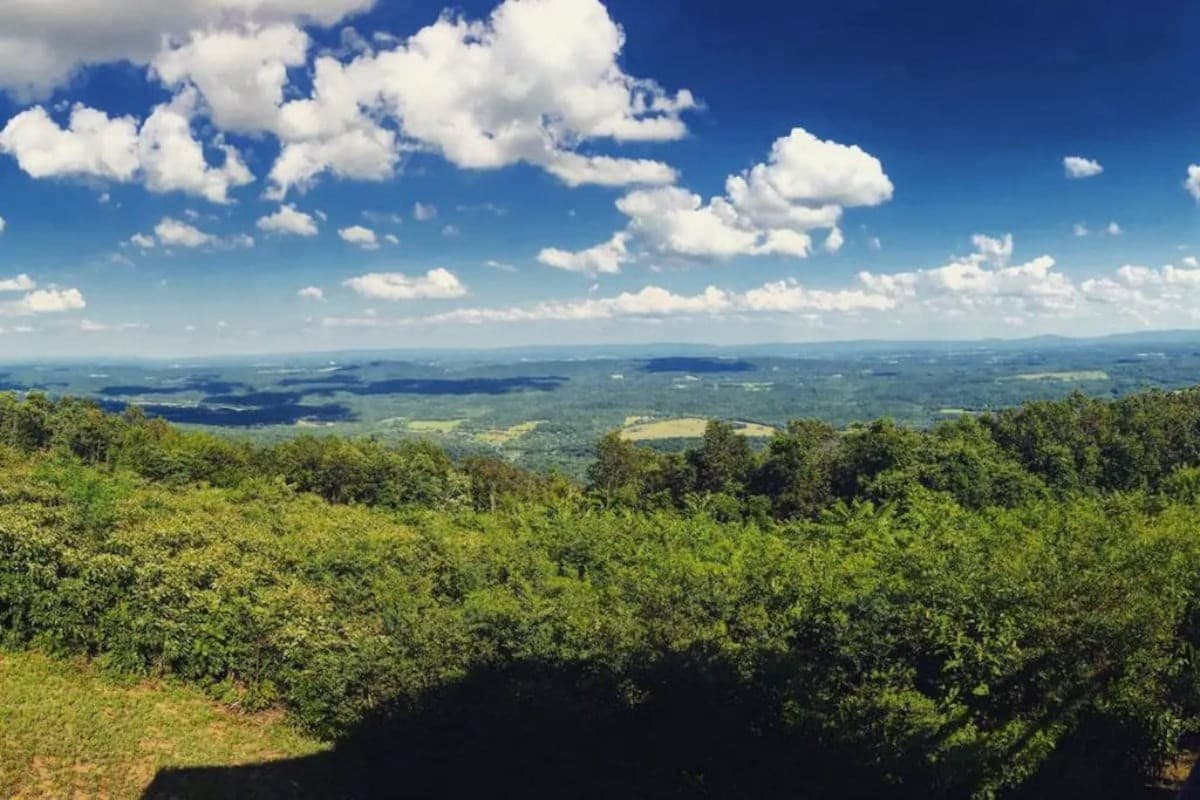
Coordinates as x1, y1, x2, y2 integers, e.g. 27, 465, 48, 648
0, 0, 1197, 356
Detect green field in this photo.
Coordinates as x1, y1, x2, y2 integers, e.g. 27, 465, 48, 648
0, 651, 325, 799
1010, 370, 1111, 381
620, 417, 776, 440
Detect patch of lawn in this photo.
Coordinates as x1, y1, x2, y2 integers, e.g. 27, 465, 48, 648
0, 650, 326, 799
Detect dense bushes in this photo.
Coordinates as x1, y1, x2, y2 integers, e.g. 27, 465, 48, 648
7, 389, 1200, 794
2, 454, 1200, 795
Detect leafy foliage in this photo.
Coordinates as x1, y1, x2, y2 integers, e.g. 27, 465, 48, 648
3, 388, 1200, 795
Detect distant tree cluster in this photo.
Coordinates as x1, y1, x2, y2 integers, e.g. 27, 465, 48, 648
588, 388, 1200, 519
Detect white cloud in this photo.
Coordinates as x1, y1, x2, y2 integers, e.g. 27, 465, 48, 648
1, 94, 252, 203
971, 233, 1013, 265
856, 234, 1075, 318
441, 224, 460, 238
0, 274, 35, 292
267, 120, 399, 198
298, 285, 325, 300
412, 202, 437, 222
338, 224, 378, 249
1106, 221, 1123, 236
543, 127, 890, 267
1, 287, 86, 316
129, 233, 156, 249
0, 0, 373, 100
1063, 156, 1103, 179
1187, 165, 1200, 201
540, 152, 676, 187
323, 235, 1200, 334
257, 204, 319, 236
0, 104, 139, 181
1073, 223, 1089, 237
383, 233, 400, 245
0, 215, 6, 235
152, 24, 310, 134
79, 319, 147, 333
343, 268, 466, 300
823, 226, 844, 254
137, 90, 253, 204
1, 0, 695, 199
326, 277, 897, 329
539, 232, 630, 274
1079, 262, 1200, 325
155, 217, 214, 247
262, 0, 693, 195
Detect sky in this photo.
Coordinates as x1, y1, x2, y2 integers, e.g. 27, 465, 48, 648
0, 0, 1198, 357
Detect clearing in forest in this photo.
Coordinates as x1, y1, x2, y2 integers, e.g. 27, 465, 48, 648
620, 417, 776, 441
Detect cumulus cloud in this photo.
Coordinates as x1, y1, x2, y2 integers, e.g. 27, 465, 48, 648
0, 94, 252, 203
137, 90, 253, 203
0, 104, 139, 181
150, 216, 253, 249
257, 204, 319, 236
0, 286, 86, 316
538, 232, 630, 274
412, 202, 437, 222
155, 217, 214, 247
0, 0, 373, 100
152, 24, 311, 133
324, 234, 1200, 334
1187, 165, 1200, 201
129, 233, 156, 249
1106, 221, 1123, 236
1, 0, 696, 200
1080, 263, 1200, 325
297, 285, 325, 300
541, 127, 890, 269
338, 224, 378, 249
856, 233, 1076, 318
342, 268, 466, 300
0, 216, 6, 235
0, 274, 36, 292
261, 0, 694, 196
1063, 156, 1103, 179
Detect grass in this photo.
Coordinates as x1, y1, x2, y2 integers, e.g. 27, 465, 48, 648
404, 418, 466, 433
1010, 370, 1110, 381
0, 650, 326, 799
476, 420, 546, 445
620, 417, 776, 441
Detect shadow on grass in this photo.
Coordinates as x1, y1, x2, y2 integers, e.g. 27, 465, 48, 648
142, 654, 863, 799
141, 653, 1187, 800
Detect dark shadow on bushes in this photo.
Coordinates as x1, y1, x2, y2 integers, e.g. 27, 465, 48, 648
141, 651, 1177, 800
142, 652, 890, 800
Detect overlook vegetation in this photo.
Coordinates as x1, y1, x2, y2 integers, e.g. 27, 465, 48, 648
6, 387, 1200, 795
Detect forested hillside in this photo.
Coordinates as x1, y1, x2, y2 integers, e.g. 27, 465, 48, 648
5, 389, 1200, 796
